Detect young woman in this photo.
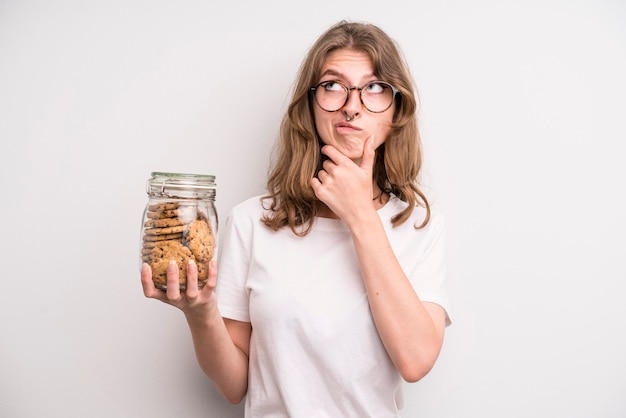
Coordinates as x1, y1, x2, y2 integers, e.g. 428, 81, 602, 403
142, 20, 451, 417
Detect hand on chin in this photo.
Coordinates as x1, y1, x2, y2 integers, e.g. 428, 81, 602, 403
332, 135, 366, 162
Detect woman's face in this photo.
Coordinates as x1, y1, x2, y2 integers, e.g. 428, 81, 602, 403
312, 48, 395, 163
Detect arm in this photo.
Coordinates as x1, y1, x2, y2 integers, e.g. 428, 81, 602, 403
141, 260, 251, 403
346, 213, 446, 382
311, 137, 446, 382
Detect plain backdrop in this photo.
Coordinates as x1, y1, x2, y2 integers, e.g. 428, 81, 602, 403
1, 0, 625, 417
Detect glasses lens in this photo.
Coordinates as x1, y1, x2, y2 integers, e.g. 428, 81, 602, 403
314, 81, 347, 112
361, 82, 395, 113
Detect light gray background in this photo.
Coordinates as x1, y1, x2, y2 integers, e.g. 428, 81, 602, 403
1, 0, 625, 417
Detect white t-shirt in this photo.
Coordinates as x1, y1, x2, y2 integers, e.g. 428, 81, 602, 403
216, 194, 451, 418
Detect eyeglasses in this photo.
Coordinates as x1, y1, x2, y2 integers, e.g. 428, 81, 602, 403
310, 80, 399, 113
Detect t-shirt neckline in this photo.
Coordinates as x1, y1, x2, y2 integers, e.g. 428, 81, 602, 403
312, 194, 403, 231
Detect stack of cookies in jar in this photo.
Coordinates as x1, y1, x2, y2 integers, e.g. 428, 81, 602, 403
141, 202, 215, 290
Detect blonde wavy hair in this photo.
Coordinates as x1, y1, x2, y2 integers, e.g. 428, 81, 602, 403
262, 21, 430, 236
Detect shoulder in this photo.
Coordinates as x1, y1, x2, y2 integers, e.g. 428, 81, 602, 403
385, 195, 445, 231
228, 195, 267, 218
224, 195, 271, 233
231, 195, 262, 211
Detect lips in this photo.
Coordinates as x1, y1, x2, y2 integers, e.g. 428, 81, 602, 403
335, 122, 361, 130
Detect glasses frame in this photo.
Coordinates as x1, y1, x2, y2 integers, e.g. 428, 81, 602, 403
310, 80, 399, 113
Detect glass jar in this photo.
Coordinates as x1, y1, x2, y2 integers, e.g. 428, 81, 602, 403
140, 172, 218, 290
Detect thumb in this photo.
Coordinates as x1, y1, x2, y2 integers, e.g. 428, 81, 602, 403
360, 135, 376, 173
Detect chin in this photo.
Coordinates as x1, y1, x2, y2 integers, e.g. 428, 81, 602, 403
337, 137, 364, 156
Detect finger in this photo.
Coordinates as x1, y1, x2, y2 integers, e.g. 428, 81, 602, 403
185, 259, 199, 298
360, 135, 376, 173
310, 177, 322, 197
320, 144, 348, 165
317, 168, 330, 183
140, 262, 158, 297
204, 259, 218, 291
165, 260, 181, 300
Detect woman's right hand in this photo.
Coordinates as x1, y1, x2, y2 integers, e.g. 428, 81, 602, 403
140, 259, 219, 320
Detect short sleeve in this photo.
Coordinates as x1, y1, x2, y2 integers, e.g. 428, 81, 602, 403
410, 213, 452, 326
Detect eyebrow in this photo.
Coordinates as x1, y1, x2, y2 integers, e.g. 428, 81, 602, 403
319, 69, 377, 82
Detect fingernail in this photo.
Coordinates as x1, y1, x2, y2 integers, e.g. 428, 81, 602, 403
188, 259, 196, 265
168, 260, 177, 271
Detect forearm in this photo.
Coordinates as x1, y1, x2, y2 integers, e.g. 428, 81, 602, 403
348, 212, 444, 382
185, 306, 249, 403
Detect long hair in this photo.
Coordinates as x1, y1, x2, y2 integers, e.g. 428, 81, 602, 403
262, 21, 430, 236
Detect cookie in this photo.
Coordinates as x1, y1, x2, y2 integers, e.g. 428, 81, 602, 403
143, 224, 186, 236
142, 232, 183, 242
146, 205, 198, 220
184, 219, 215, 262
147, 202, 179, 212
146, 210, 177, 219
142, 237, 181, 248
143, 218, 185, 228
196, 260, 209, 286
146, 241, 194, 289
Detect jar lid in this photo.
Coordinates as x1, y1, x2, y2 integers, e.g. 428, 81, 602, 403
146, 172, 216, 199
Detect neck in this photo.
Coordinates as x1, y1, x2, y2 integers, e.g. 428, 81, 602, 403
316, 203, 340, 219
316, 189, 389, 219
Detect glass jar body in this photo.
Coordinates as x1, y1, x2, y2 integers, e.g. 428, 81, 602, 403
140, 172, 218, 290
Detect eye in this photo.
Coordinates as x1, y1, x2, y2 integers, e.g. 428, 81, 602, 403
365, 82, 386, 94
321, 81, 345, 92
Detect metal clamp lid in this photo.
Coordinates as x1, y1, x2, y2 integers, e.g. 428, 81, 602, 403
146, 172, 216, 199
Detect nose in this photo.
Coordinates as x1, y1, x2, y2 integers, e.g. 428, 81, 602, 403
342, 87, 362, 118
